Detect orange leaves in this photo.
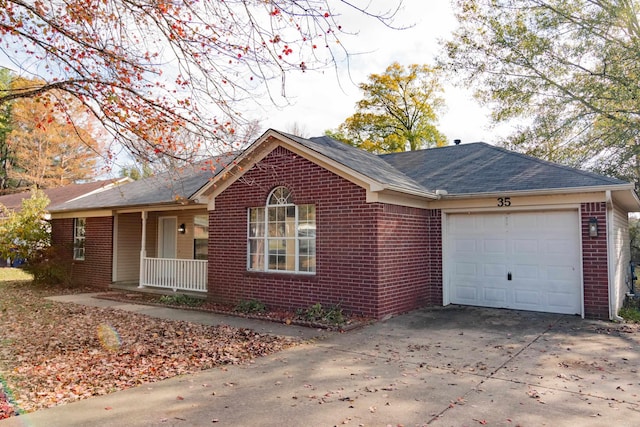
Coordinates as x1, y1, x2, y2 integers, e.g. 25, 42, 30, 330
1, 0, 382, 162
0, 284, 298, 417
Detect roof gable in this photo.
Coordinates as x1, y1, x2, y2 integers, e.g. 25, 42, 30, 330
380, 142, 629, 195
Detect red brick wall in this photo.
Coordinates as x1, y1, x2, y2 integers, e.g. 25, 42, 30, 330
50, 217, 113, 288
425, 209, 443, 305
208, 146, 438, 318
51, 218, 74, 261
581, 202, 609, 319
377, 204, 431, 317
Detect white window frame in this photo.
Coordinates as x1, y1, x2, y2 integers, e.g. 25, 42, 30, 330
73, 217, 86, 260
247, 187, 315, 274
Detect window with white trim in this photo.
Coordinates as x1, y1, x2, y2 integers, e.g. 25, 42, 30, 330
193, 214, 209, 260
248, 187, 316, 273
73, 218, 86, 260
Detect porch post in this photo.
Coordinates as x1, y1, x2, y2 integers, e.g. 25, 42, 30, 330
138, 211, 148, 288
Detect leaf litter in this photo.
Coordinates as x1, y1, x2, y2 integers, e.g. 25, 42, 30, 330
0, 281, 298, 418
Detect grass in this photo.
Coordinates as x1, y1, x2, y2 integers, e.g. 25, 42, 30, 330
619, 306, 640, 322
0, 268, 32, 282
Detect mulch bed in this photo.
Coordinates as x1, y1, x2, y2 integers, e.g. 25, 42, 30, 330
94, 290, 372, 332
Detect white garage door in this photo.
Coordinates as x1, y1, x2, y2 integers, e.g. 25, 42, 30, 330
446, 210, 582, 315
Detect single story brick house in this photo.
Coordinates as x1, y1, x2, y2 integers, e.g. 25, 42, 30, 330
49, 129, 640, 320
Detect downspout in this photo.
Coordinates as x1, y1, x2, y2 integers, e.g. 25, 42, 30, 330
606, 190, 624, 321
138, 211, 148, 289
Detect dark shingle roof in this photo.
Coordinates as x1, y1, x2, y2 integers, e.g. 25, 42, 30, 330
49, 156, 234, 212
277, 131, 429, 194
48, 134, 632, 213
379, 142, 628, 195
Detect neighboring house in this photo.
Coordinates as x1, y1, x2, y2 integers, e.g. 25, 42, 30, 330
48, 129, 640, 320
0, 178, 131, 267
0, 178, 132, 218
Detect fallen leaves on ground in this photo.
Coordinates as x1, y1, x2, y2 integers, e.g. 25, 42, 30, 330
0, 280, 298, 418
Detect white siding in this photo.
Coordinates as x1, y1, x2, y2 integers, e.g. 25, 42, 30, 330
611, 205, 631, 317
115, 213, 142, 282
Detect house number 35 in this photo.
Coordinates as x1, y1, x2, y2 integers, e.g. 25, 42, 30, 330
497, 197, 511, 207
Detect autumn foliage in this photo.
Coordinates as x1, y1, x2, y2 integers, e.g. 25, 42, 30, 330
0, 0, 399, 162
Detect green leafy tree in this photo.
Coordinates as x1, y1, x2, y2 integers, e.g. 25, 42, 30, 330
443, 0, 640, 186
327, 62, 447, 153
120, 163, 154, 181
0, 189, 50, 263
631, 217, 640, 264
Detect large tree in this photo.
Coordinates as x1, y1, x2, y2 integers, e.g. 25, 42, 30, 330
6, 77, 102, 188
327, 62, 447, 153
0, 0, 400, 164
443, 0, 640, 186
0, 69, 12, 190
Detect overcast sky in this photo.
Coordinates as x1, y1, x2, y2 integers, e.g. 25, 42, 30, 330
251, 0, 502, 145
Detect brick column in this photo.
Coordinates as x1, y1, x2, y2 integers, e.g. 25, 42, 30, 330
581, 202, 609, 319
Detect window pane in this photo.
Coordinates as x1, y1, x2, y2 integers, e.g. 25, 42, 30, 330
299, 205, 315, 222
299, 240, 316, 272
248, 239, 264, 270
73, 218, 86, 261
250, 207, 264, 223
268, 239, 287, 270
268, 187, 292, 205
249, 222, 264, 237
194, 215, 208, 239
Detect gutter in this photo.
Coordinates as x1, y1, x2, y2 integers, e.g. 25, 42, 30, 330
436, 183, 635, 200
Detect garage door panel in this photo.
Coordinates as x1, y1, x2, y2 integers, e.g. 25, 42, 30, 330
454, 261, 478, 277
513, 289, 540, 306
548, 265, 577, 281
514, 264, 538, 279
483, 287, 508, 304
454, 238, 478, 253
455, 285, 478, 301
447, 211, 582, 315
513, 239, 538, 255
484, 263, 507, 278
484, 239, 507, 254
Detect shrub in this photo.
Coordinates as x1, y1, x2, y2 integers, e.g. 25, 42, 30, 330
22, 246, 71, 286
158, 294, 204, 307
300, 303, 345, 325
235, 299, 267, 314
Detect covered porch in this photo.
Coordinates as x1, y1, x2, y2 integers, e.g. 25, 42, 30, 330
112, 208, 209, 293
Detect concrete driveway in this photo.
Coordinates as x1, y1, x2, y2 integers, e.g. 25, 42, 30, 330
2, 304, 640, 426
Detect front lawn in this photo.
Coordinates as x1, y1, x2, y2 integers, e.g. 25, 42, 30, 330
0, 274, 298, 419
0, 267, 32, 282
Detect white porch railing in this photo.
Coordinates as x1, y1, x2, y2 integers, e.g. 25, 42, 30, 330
140, 257, 208, 292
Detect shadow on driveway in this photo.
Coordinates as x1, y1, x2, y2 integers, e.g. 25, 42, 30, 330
2, 305, 639, 426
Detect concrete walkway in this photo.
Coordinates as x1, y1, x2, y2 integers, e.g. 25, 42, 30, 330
2, 295, 640, 426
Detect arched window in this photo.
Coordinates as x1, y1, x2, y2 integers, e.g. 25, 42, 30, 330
248, 187, 316, 273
